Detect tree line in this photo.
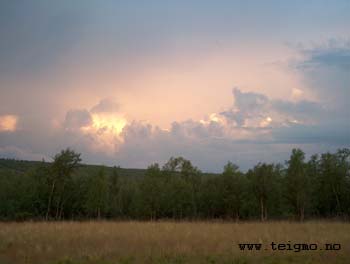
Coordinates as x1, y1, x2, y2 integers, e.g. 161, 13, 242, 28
0, 148, 350, 221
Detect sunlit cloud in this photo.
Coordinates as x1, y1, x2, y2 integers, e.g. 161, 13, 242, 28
63, 99, 128, 154
259, 116, 273, 128
91, 113, 127, 135
291, 88, 304, 100
0, 115, 18, 132
75, 86, 327, 154
80, 112, 127, 148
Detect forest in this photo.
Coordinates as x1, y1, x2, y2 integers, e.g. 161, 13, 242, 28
0, 148, 350, 222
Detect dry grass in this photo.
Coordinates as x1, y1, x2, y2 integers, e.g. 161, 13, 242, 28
0, 220, 349, 264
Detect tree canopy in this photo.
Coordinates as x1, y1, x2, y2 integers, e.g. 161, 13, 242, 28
0, 148, 350, 221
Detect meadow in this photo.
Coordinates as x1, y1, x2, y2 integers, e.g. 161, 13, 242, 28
0, 221, 349, 264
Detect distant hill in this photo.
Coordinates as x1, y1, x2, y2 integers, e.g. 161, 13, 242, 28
0, 158, 147, 179
0, 158, 218, 179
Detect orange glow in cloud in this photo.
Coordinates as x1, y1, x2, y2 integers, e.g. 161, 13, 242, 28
52, 41, 303, 130
0, 115, 18, 132
80, 113, 127, 153
90, 113, 127, 136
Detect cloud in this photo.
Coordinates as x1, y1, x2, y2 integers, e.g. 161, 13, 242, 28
300, 40, 350, 70
61, 99, 127, 156
0, 115, 18, 132
1, 41, 349, 172
63, 109, 92, 130
0, 145, 49, 161
91, 98, 119, 113
219, 87, 324, 128
272, 121, 350, 145
220, 88, 269, 126
295, 40, 350, 111
0, 83, 340, 172
271, 99, 326, 121
0, 83, 345, 171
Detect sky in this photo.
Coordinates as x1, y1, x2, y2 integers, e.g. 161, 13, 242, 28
0, 0, 349, 172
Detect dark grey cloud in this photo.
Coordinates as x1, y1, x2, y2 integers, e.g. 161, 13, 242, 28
296, 40, 350, 111
169, 120, 224, 139
115, 118, 344, 172
0, 145, 49, 161
273, 121, 350, 145
64, 109, 92, 130
300, 41, 350, 70
220, 88, 269, 126
0, 1, 90, 79
273, 41, 350, 145
220, 87, 325, 126
232, 87, 269, 112
271, 99, 326, 120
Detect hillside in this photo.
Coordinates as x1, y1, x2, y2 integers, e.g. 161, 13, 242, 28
0, 158, 147, 179
0, 158, 218, 179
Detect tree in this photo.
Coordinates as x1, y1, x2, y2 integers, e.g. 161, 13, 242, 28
247, 163, 275, 221
220, 162, 244, 220
1, 148, 350, 221
306, 154, 320, 216
85, 167, 108, 219
46, 148, 81, 220
316, 149, 350, 217
163, 157, 202, 218
24, 161, 51, 219
140, 163, 164, 219
285, 149, 308, 221
199, 177, 223, 218
108, 166, 121, 218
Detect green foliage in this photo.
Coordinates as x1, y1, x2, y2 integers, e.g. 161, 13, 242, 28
108, 166, 121, 217
247, 163, 281, 221
0, 148, 350, 221
219, 162, 245, 219
46, 148, 82, 220
84, 167, 109, 218
285, 149, 309, 221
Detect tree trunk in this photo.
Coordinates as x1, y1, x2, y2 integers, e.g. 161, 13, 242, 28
55, 196, 61, 220
59, 199, 65, 220
332, 184, 341, 215
235, 212, 239, 222
299, 206, 304, 222
46, 180, 56, 220
260, 197, 264, 221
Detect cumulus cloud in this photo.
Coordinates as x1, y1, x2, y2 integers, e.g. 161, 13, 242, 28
91, 98, 119, 113
272, 122, 350, 145
63, 109, 92, 130
1, 82, 345, 171
1, 41, 349, 171
300, 40, 350, 70
112, 72, 347, 170
220, 88, 269, 126
296, 40, 350, 111
219, 87, 324, 129
270, 99, 326, 122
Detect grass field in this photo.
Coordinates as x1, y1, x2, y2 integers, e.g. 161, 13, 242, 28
0, 221, 349, 264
